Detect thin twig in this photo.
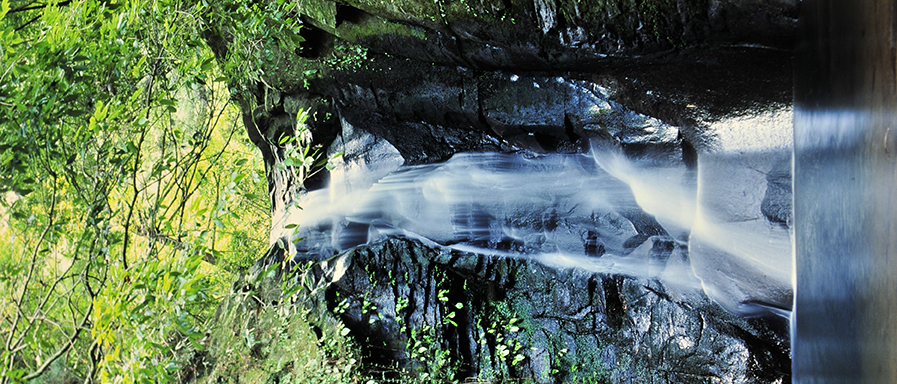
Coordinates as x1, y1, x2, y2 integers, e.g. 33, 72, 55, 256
21, 294, 92, 381
120, 62, 158, 270
8, 0, 72, 14
13, 12, 42, 32
3, 183, 56, 380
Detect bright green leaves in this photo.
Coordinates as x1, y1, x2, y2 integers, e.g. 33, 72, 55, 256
0, 0, 21, 63
92, 251, 213, 383
0, 0, 144, 196
0, 0, 9, 19
88, 100, 110, 133
276, 108, 342, 184
115, 10, 128, 33
0, 0, 264, 382
0, 0, 345, 381
203, 0, 304, 88
281, 144, 316, 169
0, 28, 20, 58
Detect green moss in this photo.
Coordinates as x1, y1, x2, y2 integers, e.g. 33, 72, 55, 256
337, 19, 428, 42
562, 335, 613, 383
295, 0, 338, 29
344, 0, 441, 25
636, 0, 682, 46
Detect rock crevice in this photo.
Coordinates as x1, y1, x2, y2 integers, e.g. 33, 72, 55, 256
305, 238, 790, 383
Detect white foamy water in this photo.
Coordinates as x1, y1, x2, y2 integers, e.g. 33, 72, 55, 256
272, 137, 792, 316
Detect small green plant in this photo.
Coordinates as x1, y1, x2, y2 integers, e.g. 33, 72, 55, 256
395, 296, 409, 325
277, 108, 342, 185
484, 315, 525, 367
327, 44, 369, 71
404, 324, 453, 381
334, 294, 350, 315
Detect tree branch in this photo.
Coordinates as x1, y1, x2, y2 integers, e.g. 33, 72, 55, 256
21, 295, 92, 381
8, 0, 72, 14
120, 62, 158, 270
13, 12, 42, 32
4, 184, 55, 354
134, 225, 217, 264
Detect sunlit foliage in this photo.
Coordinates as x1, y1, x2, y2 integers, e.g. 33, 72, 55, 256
0, 0, 305, 382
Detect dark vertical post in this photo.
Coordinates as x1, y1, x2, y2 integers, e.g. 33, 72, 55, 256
794, 0, 897, 382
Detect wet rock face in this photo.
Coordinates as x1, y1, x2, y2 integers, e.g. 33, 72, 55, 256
319, 238, 790, 383
213, 0, 798, 381
296, 0, 797, 70
316, 47, 792, 165
238, 0, 796, 171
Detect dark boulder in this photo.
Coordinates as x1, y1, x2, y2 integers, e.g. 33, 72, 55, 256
220, 0, 796, 172
311, 238, 790, 383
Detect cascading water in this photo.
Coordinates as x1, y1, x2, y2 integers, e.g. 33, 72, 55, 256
273, 126, 793, 317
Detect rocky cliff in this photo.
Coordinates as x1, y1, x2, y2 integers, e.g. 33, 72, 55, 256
202, 0, 797, 382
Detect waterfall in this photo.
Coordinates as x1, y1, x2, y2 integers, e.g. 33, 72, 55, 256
273, 127, 793, 317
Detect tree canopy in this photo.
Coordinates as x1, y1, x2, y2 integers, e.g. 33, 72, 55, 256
0, 0, 308, 381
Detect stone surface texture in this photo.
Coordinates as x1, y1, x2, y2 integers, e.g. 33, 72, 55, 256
200, 0, 798, 381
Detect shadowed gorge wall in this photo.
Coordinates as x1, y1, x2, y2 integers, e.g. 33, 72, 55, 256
199, 0, 797, 382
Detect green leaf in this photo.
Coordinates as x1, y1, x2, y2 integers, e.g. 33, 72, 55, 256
116, 12, 128, 32
200, 56, 215, 71
93, 100, 108, 121
185, 253, 203, 271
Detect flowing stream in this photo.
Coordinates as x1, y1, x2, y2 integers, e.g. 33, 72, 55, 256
274, 131, 793, 316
